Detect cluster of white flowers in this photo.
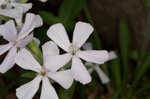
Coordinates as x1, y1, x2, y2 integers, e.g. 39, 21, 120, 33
0, 0, 116, 99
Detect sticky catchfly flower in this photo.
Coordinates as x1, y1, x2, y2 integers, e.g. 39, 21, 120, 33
0, 13, 43, 73
0, 0, 32, 25
15, 41, 73, 99
47, 21, 109, 84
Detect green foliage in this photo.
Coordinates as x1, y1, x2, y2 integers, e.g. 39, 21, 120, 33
119, 17, 131, 89
134, 54, 150, 86
27, 40, 43, 65
110, 56, 121, 88
59, 82, 76, 99
39, 11, 61, 25
58, 0, 85, 28
21, 71, 37, 79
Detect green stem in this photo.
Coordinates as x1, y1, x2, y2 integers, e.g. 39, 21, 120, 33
26, 40, 43, 65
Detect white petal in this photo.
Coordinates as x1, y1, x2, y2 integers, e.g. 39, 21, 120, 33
47, 23, 71, 52
0, 47, 17, 73
77, 50, 109, 64
72, 22, 94, 49
33, 37, 40, 46
44, 53, 72, 72
42, 41, 59, 58
0, 43, 12, 55
48, 70, 73, 89
11, 3, 32, 13
0, 20, 17, 41
108, 51, 117, 60
40, 0, 48, 2
71, 56, 91, 84
0, 8, 22, 21
16, 75, 42, 99
40, 77, 58, 99
15, 48, 41, 73
18, 13, 43, 39
0, 0, 5, 6
18, 33, 33, 48
94, 65, 110, 84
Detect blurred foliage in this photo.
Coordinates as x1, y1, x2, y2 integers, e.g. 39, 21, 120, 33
0, 0, 150, 98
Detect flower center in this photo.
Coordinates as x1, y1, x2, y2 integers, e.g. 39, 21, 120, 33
40, 66, 47, 76
69, 44, 79, 55
10, 40, 19, 48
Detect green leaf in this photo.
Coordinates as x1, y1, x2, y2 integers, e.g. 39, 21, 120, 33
21, 71, 37, 79
59, 82, 76, 99
39, 11, 61, 25
119, 17, 131, 87
58, 0, 85, 29
129, 50, 139, 61
27, 40, 43, 65
133, 54, 150, 85
1, 71, 17, 81
110, 56, 121, 88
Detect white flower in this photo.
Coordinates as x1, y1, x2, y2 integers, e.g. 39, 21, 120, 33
15, 41, 73, 99
0, 13, 43, 73
83, 42, 117, 84
47, 22, 109, 84
0, 0, 32, 25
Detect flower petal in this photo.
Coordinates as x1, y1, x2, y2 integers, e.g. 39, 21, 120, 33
0, 47, 17, 73
40, 77, 58, 99
0, 43, 12, 56
33, 37, 40, 46
48, 70, 73, 89
72, 22, 94, 49
0, 20, 17, 41
42, 41, 59, 59
15, 48, 41, 73
11, 3, 32, 13
0, 8, 22, 22
108, 51, 117, 61
47, 23, 71, 52
18, 33, 33, 48
16, 75, 42, 99
44, 53, 72, 72
0, 0, 5, 6
18, 13, 43, 39
40, 0, 48, 2
94, 65, 110, 84
77, 50, 109, 64
71, 56, 91, 84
